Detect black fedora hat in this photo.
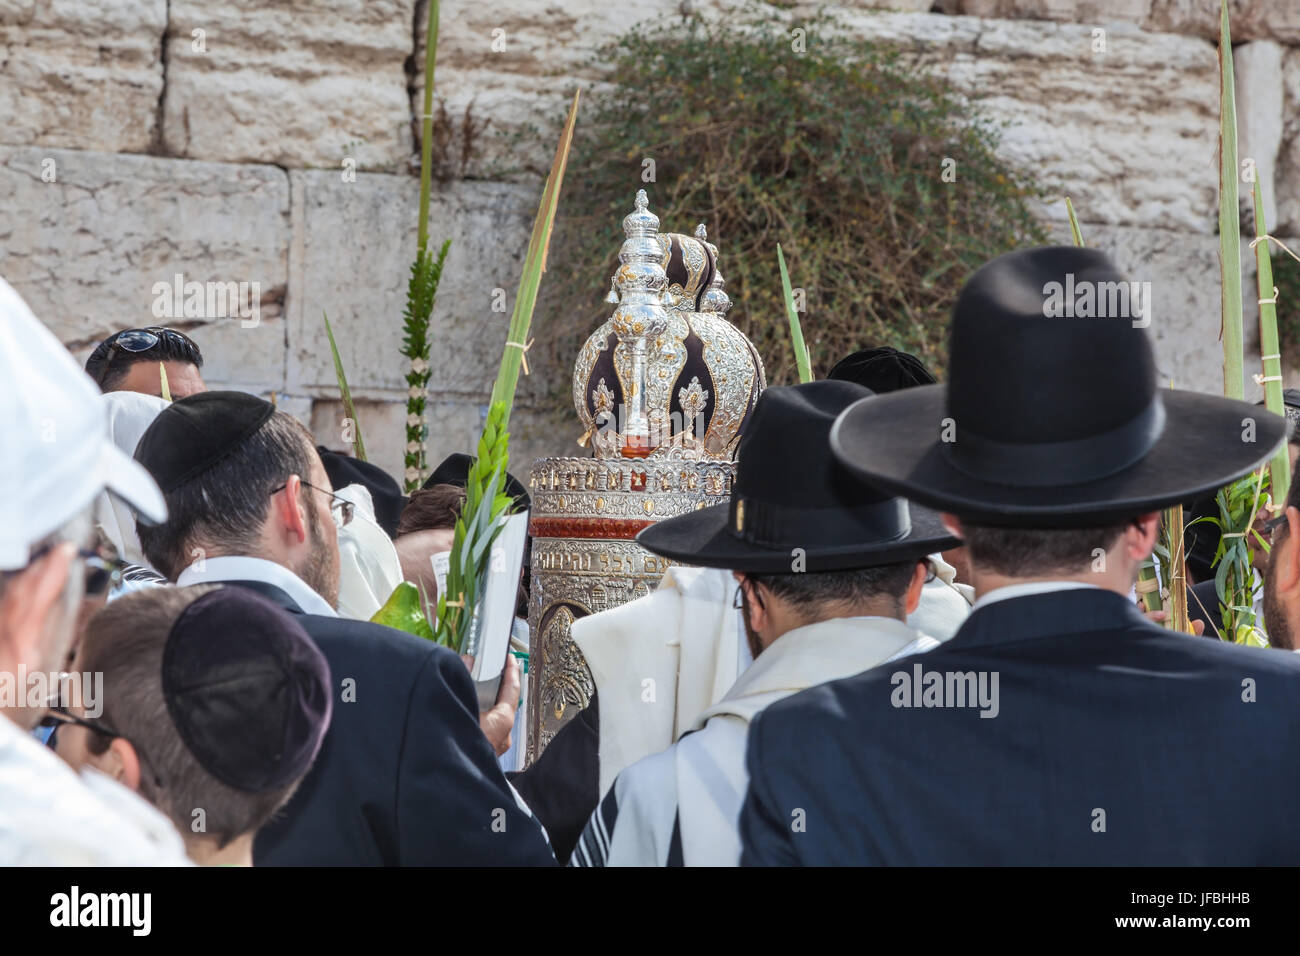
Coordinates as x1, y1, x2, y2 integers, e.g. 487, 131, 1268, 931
830, 246, 1287, 528
636, 381, 957, 572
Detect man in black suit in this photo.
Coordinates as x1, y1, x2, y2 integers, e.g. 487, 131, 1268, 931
134, 391, 555, 866
739, 246, 1300, 865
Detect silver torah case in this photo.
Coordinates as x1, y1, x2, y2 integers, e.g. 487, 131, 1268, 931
525, 191, 766, 763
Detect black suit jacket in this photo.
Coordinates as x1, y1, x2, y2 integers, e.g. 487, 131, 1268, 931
229, 581, 555, 866
507, 694, 600, 864
740, 588, 1300, 865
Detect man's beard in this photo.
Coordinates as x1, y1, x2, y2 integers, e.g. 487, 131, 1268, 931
1263, 546, 1294, 650
298, 507, 340, 610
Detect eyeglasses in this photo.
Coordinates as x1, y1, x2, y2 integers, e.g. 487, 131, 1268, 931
41, 707, 165, 790
270, 479, 355, 529
732, 578, 766, 612
1264, 513, 1289, 543
40, 705, 122, 739
85, 327, 202, 387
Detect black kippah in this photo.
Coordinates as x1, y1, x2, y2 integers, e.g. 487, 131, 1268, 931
827, 346, 937, 394
134, 391, 275, 493
162, 587, 331, 793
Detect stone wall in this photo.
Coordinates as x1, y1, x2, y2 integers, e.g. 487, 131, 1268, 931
2, 0, 1298, 482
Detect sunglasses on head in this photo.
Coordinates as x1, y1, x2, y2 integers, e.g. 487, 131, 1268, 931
86, 327, 201, 386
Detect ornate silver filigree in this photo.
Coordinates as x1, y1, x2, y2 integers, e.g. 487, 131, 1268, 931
524, 457, 737, 764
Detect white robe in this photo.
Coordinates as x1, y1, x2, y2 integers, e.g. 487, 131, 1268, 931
0, 714, 190, 865
570, 615, 937, 866
572, 557, 968, 799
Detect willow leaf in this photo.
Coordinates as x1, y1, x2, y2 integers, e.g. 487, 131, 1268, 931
778, 244, 812, 383
1065, 197, 1085, 247
323, 310, 367, 462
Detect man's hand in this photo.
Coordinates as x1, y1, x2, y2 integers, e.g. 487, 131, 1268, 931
461, 652, 521, 757
1143, 607, 1205, 636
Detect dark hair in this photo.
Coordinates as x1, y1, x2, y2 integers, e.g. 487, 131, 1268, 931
959, 522, 1129, 577
81, 585, 302, 848
397, 484, 466, 537
85, 328, 204, 391
397, 482, 533, 617
138, 412, 316, 579
746, 559, 921, 616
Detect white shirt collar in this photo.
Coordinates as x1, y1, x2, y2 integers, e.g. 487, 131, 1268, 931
972, 580, 1099, 611
175, 555, 338, 617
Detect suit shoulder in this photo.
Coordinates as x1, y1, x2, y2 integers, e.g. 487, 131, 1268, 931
299, 614, 458, 670
1141, 629, 1300, 674
752, 666, 886, 745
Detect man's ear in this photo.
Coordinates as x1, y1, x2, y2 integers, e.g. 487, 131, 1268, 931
0, 544, 75, 674
1124, 512, 1161, 562
270, 474, 309, 545
737, 573, 768, 633
941, 513, 964, 539
100, 737, 144, 792
903, 559, 927, 617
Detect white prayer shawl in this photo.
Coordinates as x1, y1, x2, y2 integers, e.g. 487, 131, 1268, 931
95, 391, 169, 569
583, 616, 937, 867
912, 552, 974, 641
572, 565, 744, 797
572, 557, 968, 799
333, 483, 404, 621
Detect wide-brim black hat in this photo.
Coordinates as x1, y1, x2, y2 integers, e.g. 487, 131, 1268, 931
637, 381, 957, 572
830, 247, 1286, 528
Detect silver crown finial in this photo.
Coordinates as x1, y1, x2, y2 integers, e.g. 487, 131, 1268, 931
697, 222, 732, 317
608, 192, 670, 457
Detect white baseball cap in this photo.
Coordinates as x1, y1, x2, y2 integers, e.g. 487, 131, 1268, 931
0, 276, 167, 570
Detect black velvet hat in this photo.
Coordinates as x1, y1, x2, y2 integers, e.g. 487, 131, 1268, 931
163, 587, 331, 793
134, 391, 275, 493
830, 247, 1287, 527
828, 346, 937, 393
424, 452, 531, 509
636, 381, 957, 572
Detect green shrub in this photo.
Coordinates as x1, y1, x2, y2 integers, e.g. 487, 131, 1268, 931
532, 6, 1046, 407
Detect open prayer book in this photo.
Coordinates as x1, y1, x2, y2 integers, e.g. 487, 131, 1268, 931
461, 510, 529, 711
